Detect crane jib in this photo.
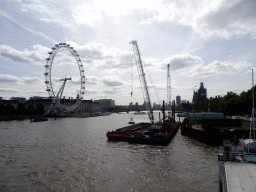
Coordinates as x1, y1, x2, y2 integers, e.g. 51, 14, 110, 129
130, 40, 154, 124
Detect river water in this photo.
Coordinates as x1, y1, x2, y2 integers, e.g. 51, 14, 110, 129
0, 112, 219, 192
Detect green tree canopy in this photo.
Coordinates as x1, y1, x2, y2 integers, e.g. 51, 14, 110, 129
0, 104, 5, 116
16, 103, 26, 115
35, 103, 44, 115
5, 104, 15, 116
26, 104, 35, 115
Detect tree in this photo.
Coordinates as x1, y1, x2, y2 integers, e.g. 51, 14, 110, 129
210, 97, 221, 113
36, 103, 44, 115
0, 104, 5, 116
16, 103, 26, 115
26, 104, 35, 115
5, 104, 15, 116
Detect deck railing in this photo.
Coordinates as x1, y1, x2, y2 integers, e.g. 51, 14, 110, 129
219, 145, 256, 162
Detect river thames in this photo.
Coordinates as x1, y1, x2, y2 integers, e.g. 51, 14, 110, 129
0, 112, 219, 191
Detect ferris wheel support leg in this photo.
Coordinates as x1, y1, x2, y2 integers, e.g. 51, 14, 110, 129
45, 103, 54, 115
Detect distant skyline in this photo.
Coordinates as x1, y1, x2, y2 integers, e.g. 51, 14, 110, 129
1, 0, 256, 105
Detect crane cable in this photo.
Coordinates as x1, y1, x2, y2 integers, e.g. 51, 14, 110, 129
143, 57, 161, 105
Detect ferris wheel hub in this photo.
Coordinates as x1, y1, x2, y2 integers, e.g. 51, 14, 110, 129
60, 77, 72, 81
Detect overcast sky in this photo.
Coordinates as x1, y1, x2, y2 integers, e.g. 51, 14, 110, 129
0, 0, 256, 105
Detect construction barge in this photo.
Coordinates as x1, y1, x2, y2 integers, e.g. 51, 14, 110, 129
106, 123, 150, 141
107, 41, 180, 145
107, 117, 180, 146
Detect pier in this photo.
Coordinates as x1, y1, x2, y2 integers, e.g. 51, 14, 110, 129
218, 140, 256, 192
181, 118, 251, 145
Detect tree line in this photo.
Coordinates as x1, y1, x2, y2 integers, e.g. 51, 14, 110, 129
0, 103, 45, 116
193, 85, 256, 116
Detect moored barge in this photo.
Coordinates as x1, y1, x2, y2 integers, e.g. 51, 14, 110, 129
107, 118, 180, 145
106, 123, 150, 141
128, 119, 180, 145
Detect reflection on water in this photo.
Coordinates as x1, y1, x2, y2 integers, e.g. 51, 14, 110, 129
0, 113, 219, 191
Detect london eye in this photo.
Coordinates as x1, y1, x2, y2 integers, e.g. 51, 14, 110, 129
44, 43, 85, 115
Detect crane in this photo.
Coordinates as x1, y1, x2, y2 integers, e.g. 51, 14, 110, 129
130, 40, 154, 124
167, 64, 171, 117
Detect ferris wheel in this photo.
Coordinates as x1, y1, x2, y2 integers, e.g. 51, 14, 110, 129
44, 43, 85, 114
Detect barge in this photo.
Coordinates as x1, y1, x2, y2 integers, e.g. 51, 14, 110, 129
107, 118, 180, 145
106, 123, 150, 141
128, 119, 180, 145
181, 117, 245, 145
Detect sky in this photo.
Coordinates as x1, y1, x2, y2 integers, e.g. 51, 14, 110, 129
0, 0, 256, 106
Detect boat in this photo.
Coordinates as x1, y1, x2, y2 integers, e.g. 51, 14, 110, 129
134, 111, 146, 115
187, 112, 224, 120
106, 41, 180, 145
107, 99, 180, 145
106, 123, 150, 141
127, 118, 180, 145
238, 69, 256, 153
180, 116, 241, 145
33, 116, 48, 122
239, 138, 256, 152
102, 112, 111, 116
177, 112, 187, 117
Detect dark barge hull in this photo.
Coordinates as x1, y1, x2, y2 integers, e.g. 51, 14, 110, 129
128, 124, 179, 146
180, 126, 215, 144
181, 126, 247, 145
180, 119, 247, 145
107, 123, 150, 141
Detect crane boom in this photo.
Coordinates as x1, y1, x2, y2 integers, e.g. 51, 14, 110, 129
130, 40, 154, 124
167, 64, 171, 110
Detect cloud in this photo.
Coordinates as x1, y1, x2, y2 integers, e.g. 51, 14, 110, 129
11, 0, 256, 40
115, 0, 256, 39
0, 74, 20, 83
21, 4, 48, 13
65, 41, 134, 69
72, 3, 102, 26
0, 88, 19, 93
0, 74, 43, 85
0, 44, 50, 65
39, 18, 62, 23
196, 0, 256, 38
102, 78, 124, 87
85, 75, 100, 85
159, 53, 253, 78
103, 90, 116, 94
160, 54, 204, 71
162, 0, 256, 38
0, 42, 122, 69
180, 60, 252, 78
0, 10, 57, 43
21, 77, 42, 84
